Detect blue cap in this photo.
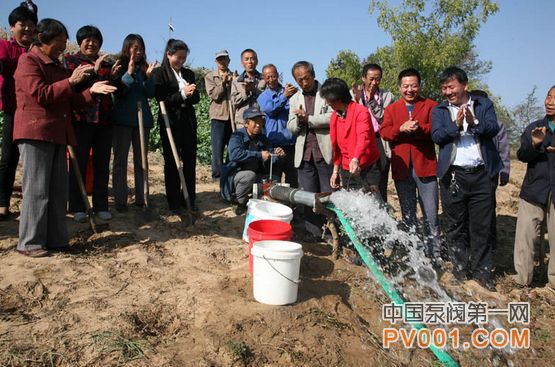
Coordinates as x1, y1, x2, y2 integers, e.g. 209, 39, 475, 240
243, 106, 265, 120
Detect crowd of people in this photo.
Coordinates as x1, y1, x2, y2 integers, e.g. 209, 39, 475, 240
1, 4, 554, 293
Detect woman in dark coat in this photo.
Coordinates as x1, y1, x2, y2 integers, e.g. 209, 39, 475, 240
13, 18, 115, 257
64, 25, 120, 223
150, 39, 200, 213
111, 34, 157, 212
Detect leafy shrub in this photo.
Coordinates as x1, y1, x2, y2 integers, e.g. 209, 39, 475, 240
148, 99, 161, 152
195, 94, 212, 165
147, 93, 212, 165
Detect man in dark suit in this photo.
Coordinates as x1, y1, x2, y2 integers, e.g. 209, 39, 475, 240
431, 66, 501, 291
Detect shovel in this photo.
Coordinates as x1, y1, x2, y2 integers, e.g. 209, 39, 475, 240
159, 101, 194, 226
67, 145, 109, 233
227, 98, 236, 133
228, 71, 237, 132
136, 101, 159, 222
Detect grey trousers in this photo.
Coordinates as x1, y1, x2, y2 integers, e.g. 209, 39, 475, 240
513, 198, 555, 288
233, 171, 278, 205
234, 170, 257, 205
18, 141, 68, 251
394, 166, 440, 256
112, 125, 150, 207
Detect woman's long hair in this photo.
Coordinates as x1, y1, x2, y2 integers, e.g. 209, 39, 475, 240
118, 34, 147, 73
161, 38, 189, 70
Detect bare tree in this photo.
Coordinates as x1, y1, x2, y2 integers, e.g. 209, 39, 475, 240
510, 86, 544, 141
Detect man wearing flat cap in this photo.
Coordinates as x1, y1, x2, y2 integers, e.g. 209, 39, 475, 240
205, 49, 235, 182
220, 106, 285, 214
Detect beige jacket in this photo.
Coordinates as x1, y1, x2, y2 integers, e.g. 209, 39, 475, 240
230, 73, 265, 129
204, 69, 232, 121
287, 81, 333, 167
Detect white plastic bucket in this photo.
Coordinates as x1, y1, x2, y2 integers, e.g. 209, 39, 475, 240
251, 240, 303, 305
242, 200, 293, 242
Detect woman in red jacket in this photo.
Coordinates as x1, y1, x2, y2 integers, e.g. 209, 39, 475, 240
380, 68, 441, 263
321, 78, 381, 194
64, 25, 120, 223
13, 18, 115, 257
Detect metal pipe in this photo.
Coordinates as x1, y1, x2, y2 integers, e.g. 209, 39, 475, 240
267, 185, 316, 208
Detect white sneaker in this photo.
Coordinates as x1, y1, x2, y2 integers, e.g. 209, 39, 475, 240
96, 211, 112, 220
74, 212, 88, 223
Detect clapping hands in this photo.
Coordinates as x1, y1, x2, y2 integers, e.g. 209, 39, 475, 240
69, 64, 94, 86
400, 119, 419, 134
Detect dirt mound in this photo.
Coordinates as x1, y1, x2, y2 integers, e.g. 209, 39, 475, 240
0, 154, 553, 366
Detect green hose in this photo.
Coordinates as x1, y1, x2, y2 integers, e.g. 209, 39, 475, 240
328, 203, 459, 367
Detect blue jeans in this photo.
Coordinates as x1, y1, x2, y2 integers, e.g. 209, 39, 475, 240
211, 119, 232, 180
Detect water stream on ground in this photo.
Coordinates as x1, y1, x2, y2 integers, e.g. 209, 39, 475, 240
330, 190, 450, 301
329, 190, 517, 365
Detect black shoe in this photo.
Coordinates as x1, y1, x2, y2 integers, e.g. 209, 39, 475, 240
450, 270, 467, 286
170, 208, 184, 215
46, 246, 71, 253
508, 276, 529, 290
476, 277, 496, 292
431, 255, 444, 270
299, 232, 321, 243
115, 204, 128, 213
0, 208, 11, 221
347, 254, 363, 266
234, 204, 247, 215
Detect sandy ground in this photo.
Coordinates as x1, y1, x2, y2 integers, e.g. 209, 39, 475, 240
0, 153, 554, 366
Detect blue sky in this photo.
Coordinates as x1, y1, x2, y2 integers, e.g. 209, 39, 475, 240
1, 0, 552, 107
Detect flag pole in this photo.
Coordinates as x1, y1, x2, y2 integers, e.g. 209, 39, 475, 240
168, 17, 174, 40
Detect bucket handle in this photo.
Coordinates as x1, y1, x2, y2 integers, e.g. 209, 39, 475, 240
262, 255, 301, 285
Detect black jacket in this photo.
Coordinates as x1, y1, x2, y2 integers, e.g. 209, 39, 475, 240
517, 117, 555, 206
150, 64, 200, 130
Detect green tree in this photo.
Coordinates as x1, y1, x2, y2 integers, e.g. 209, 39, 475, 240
367, 0, 499, 101
326, 49, 362, 86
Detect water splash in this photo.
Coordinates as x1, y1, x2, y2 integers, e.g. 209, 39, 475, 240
330, 190, 521, 362
330, 190, 450, 301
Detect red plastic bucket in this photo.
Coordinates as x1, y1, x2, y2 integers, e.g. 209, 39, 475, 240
247, 220, 292, 273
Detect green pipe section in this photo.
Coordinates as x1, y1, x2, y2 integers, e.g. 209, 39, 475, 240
327, 203, 459, 367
